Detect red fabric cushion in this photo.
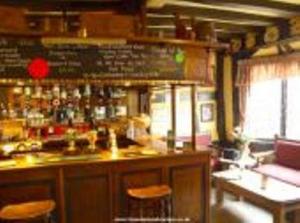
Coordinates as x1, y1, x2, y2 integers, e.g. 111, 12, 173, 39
275, 139, 300, 170
196, 135, 211, 146
254, 164, 300, 187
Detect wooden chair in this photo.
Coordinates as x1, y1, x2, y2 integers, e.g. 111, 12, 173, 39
0, 200, 55, 223
127, 185, 172, 221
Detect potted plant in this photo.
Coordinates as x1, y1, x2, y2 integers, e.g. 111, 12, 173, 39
231, 127, 249, 159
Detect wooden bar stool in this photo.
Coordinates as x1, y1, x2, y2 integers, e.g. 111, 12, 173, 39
0, 200, 55, 223
127, 185, 172, 222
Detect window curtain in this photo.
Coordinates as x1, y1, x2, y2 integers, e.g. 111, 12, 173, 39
236, 53, 300, 127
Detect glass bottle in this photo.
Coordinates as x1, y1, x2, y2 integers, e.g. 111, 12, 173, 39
167, 130, 175, 150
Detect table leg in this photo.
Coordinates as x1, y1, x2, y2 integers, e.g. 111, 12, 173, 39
273, 208, 286, 223
216, 180, 224, 208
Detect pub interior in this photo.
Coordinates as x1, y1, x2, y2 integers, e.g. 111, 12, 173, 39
0, 1, 299, 223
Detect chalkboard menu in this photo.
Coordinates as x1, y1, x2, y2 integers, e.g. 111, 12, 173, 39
0, 37, 185, 80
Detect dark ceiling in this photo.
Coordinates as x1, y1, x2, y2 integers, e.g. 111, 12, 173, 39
0, 0, 143, 13
146, 0, 300, 40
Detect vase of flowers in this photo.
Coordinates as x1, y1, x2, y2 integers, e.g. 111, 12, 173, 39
231, 127, 249, 160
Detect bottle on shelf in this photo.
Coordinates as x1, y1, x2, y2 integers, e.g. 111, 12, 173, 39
126, 120, 135, 140
109, 128, 118, 155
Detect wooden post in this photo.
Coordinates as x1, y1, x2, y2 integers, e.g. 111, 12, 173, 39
294, 210, 300, 223
171, 85, 176, 139
273, 208, 286, 223
139, 0, 147, 36
191, 85, 197, 150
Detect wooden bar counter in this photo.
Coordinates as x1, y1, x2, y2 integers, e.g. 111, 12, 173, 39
0, 146, 211, 223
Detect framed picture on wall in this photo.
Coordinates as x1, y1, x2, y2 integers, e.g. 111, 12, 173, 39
200, 103, 214, 122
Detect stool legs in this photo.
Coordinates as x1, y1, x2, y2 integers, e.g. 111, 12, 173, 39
138, 200, 144, 219
128, 197, 172, 223
44, 213, 54, 223
160, 199, 165, 219
165, 196, 172, 223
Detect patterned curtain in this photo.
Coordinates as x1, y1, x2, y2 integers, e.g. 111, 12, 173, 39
236, 53, 300, 127
237, 53, 300, 86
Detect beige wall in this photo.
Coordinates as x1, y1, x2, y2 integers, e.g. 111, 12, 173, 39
197, 87, 218, 141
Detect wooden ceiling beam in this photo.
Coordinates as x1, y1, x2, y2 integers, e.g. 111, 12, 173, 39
147, 28, 242, 41
0, 0, 143, 14
146, 18, 262, 33
146, 24, 250, 35
186, 0, 300, 12
147, 6, 285, 25
146, 14, 271, 27
270, 0, 300, 6
160, 0, 298, 18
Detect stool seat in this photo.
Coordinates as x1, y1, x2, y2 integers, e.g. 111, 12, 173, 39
0, 200, 55, 221
127, 185, 171, 200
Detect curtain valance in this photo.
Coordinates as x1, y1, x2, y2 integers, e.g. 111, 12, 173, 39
236, 53, 300, 87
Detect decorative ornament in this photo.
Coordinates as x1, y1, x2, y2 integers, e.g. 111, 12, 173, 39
27, 58, 49, 79
174, 13, 188, 39
245, 33, 256, 50
175, 49, 185, 64
290, 16, 300, 36
264, 26, 280, 44
231, 38, 242, 53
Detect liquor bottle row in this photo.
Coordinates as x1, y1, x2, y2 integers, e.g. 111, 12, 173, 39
0, 84, 128, 127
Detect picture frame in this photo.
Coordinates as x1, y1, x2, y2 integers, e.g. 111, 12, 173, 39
200, 103, 214, 122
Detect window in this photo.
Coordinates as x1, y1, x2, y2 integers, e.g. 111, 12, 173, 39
286, 76, 300, 139
150, 87, 172, 137
244, 80, 281, 139
244, 76, 300, 140
175, 86, 192, 143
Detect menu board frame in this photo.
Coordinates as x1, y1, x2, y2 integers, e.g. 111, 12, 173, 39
0, 37, 186, 81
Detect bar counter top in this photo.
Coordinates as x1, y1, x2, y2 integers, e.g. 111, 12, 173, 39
0, 143, 211, 223
0, 144, 210, 171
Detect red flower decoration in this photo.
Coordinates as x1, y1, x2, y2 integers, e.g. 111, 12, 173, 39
27, 58, 50, 79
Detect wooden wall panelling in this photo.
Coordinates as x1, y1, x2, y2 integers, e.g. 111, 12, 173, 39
170, 164, 205, 222
114, 167, 163, 218
65, 175, 110, 223
184, 46, 209, 83
204, 158, 211, 223
64, 163, 112, 223
80, 12, 136, 38
0, 152, 211, 223
0, 6, 28, 32
0, 168, 59, 221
